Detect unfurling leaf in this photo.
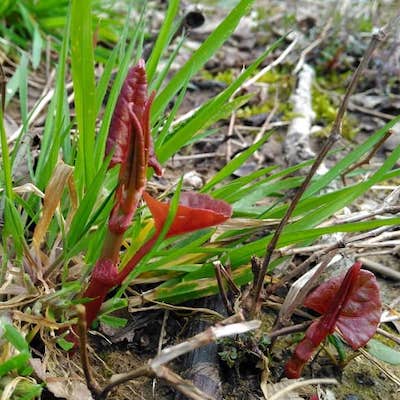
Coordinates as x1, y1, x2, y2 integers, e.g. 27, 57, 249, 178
143, 191, 232, 237
285, 262, 381, 378
304, 265, 381, 349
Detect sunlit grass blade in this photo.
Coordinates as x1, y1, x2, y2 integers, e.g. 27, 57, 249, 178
151, 0, 256, 123
32, 23, 43, 69
305, 115, 400, 197
150, 34, 185, 93
70, 0, 96, 192
157, 94, 253, 164
154, 79, 189, 152
210, 166, 277, 199
156, 36, 285, 163
5, 52, 29, 107
201, 132, 273, 192
146, 0, 180, 83
34, 8, 70, 190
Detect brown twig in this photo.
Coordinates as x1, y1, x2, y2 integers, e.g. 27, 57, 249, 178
356, 257, 400, 281
294, 15, 334, 74
213, 261, 233, 315
76, 305, 102, 398
376, 327, 400, 346
76, 310, 260, 400
250, 25, 389, 317
267, 242, 344, 297
268, 320, 313, 339
218, 263, 241, 296
341, 129, 393, 184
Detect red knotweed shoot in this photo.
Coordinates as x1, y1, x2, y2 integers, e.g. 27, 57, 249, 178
71, 60, 232, 343
106, 59, 162, 234
77, 60, 162, 333
285, 261, 381, 378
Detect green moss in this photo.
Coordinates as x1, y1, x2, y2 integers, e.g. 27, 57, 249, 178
312, 85, 359, 140
237, 67, 295, 119
201, 69, 236, 85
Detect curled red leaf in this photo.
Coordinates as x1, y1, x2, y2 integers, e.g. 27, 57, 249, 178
106, 60, 161, 175
285, 262, 381, 378
143, 191, 232, 237
305, 264, 381, 349
106, 60, 162, 233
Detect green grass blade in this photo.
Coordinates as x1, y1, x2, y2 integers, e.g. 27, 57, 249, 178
146, 0, 180, 83
150, 34, 185, 93
32, 23, 43, 69
70, 0, 96, 191
151, 0, 256, 122
34, 8, 70, 189
210, 166, 277, 199
305, 115, 400, 197
156, 35, 285, 163
18, 53, 29, 125
201, 132, 273, 192
157, 93, 253, 164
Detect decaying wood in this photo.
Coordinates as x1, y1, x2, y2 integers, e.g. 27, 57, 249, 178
284, 63, 318, 168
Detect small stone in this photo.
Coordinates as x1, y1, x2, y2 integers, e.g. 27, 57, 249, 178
183, 170, 204, 189
344, 395, 359, 400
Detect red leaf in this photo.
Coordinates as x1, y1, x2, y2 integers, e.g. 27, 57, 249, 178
106, 60, 162, 234
143, 191, 232, 237
285, 262, 381, 378
106, 60, 147, 168
305, 265, 381, 349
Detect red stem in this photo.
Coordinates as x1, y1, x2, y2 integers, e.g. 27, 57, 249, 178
285, 262, 362, 378
116, 234, 158, 284
80, 234, 158, 331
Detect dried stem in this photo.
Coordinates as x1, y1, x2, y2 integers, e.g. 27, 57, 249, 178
268, 243, 343, 296
213, 261, 233, 315
76, 311, 260, 400
268, 378, 337, 400
341, 129, 393, 183
76, 305, 101, 398
267, 320, 312, 339
376, 327, 400, 346
250, 26, 388, 316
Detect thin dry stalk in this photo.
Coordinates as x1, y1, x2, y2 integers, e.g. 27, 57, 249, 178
267, 320, 312, 339
276, 254, 342, 328
267, 378, 337, 400
76, 305, 101, 398
77, 310, 260, 400
356, 257, 400, 281
250, 24, 389, 316
214, 261, 233, 315
359, 348, 400, 386
294, 15, 334, 73
376, 327, 400, 346
341, 129, 393, 183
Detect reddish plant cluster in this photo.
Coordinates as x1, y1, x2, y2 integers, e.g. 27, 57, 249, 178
78, 60, 232, 333
285, 261, 381, 378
